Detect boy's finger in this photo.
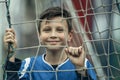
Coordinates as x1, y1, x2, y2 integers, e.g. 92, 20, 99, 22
5, 34, 14, 40
64, 47, 69, 55
6, 28, 15, 34
78, 46, 82, 53
65, 47, 82, 57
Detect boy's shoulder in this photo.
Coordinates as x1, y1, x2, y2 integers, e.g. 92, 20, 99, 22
22, 55, 43, 64
21, 55, 43, 68
24, 55, 43, 61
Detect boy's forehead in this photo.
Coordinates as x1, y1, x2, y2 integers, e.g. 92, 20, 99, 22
41, 17, 67, 24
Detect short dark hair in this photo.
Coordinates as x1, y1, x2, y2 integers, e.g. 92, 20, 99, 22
38, 7, 72, 33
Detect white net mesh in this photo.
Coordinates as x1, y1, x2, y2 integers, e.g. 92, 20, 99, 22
1, 0, 120, 80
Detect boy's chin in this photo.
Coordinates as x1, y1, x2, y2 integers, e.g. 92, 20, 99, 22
45, 45, 65, 50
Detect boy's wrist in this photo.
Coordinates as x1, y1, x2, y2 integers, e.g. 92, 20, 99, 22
9, 55, 15, 62
8, 45, 16, 62
76, 66, 87, 76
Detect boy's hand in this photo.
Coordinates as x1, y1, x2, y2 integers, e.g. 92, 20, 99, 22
4, 28, 17, 48
65, 46, 87, 76
65, 46, 86, 67
4, 28, 17, 62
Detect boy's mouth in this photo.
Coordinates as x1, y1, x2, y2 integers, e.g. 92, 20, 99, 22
47, 40, 60, 45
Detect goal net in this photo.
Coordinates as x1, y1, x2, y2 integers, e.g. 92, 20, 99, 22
0, 0, 120, 80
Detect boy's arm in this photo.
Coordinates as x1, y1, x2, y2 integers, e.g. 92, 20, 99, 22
3, 28, 21, 80
65, 46, 86, 75
65, 46, 97, 79
5, 58, 21, 80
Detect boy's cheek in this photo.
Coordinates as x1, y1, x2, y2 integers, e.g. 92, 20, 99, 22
59, 34, 67, 41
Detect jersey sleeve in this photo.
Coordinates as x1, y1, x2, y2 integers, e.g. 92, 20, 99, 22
18, 58, 31, 80
85, 59, 97, 80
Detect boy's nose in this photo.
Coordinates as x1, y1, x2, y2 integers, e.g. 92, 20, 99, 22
50, 30, 57, 38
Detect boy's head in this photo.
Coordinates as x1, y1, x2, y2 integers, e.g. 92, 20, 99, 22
38, 7, 72, 33
38, 7, 73, 49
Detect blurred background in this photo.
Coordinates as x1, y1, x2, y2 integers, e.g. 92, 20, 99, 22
0, 0, 120, 80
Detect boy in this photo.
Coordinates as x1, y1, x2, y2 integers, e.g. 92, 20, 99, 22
4, 7, 97, 80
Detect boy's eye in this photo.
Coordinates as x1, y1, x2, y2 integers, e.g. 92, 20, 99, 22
57, 28, 64, 32
43, 28, 51, 32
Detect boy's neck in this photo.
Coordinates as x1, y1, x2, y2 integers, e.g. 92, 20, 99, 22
45, 49, 68, 65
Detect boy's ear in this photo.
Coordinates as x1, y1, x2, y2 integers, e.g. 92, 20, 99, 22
38, 32, 41, 40
68, 30, 73, 42
38, 32, 40, 36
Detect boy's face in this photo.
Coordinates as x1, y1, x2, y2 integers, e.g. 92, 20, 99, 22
39, 17, 72, 50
